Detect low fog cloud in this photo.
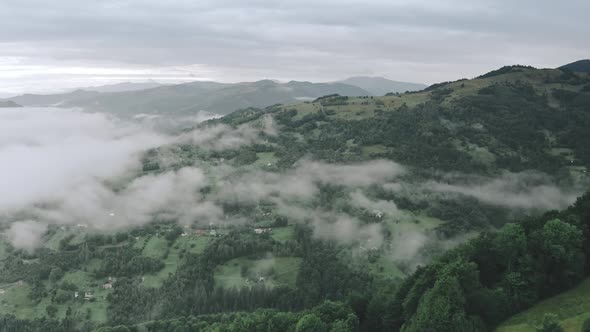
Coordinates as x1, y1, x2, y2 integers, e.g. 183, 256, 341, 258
6, 220, 48, 253
181, 114, 277, 150
425, 171, 581, 210
35, 167, 223, 228
349, 190, 400, 217
0, 107, 583, 264
0, 108, 170, 213
270, 202, 385, 247
216, 159, 405, 203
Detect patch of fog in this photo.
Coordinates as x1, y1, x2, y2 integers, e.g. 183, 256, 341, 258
423, 171, 581, 210
6, 220, 47, 253
0, 107, 582, 267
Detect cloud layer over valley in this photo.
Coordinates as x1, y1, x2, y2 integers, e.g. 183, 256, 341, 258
0, 107, 583, 261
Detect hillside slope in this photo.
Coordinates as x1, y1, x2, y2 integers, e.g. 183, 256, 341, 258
63, 80, 369, 117
497, 278, 590, 332
219, 65, 590, 176
3, 80, 370, 117
560, 59, 590, 73
1, 65, 590, 331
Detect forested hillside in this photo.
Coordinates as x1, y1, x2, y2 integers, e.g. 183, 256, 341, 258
1, 65, 589, 331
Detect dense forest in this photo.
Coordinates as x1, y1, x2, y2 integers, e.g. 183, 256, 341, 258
1, 65, 590, 331
2, 191, 589, 331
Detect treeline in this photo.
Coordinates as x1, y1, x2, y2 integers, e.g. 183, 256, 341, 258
104, 226, 372, 326
0, 301, 359, 332
379, 191, 590, 331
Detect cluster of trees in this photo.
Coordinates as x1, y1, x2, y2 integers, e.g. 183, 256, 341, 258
0, 301, 359, 332
97, 247, 164, 277
381, 191, 590, 331
103, 225, 372, 326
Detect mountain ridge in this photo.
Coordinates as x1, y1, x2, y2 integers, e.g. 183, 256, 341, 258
337, 76, 427, 95
1, 80, 370, 117
559, 59, 590, 73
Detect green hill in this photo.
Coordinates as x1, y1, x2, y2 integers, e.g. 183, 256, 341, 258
4, 80, 370, 117
63, 80, 369, 117
497, 278, 590, 332
215, 65, 590, 179
1, 65, 590, 331
560, 59, 590, 73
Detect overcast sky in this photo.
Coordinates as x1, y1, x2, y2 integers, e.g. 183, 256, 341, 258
1, 0, 588, 96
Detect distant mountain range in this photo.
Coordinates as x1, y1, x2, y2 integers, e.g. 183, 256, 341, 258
80, 81, 163, 93
0, 100, 22, 108
0, 77, 425, 117
337, 76, 427, 95
6, 89, 100, 107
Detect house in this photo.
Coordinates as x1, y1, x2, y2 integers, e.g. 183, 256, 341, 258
181, 233, 188, 237
195, 229, 206, 236
74, 291, 79, 298
254, 228, 272, 235
0, 289, 5, 295
209, 229, 217, 236
16, 280, 24, 287
102, 283, 113, 290
372, 210, 383, 219
84, 292, 94, 299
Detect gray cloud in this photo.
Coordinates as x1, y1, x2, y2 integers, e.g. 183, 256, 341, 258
424, 171, 581, 211
349, 190, 400, 217
214, 159, 405, 203
0, 108, 231, 243
181, 121, 271, 151
1, 0, 589, 94
0, 107, 169, 213
6, 220, 47, 253
0, 106, 583, 266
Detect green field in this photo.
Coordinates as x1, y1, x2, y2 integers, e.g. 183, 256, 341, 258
254, 152, 279, 168
497, 278, 590, 332
214, 256, 301, 289
142, 236, 169, 259
0, 273, 109, 322
270, 226, 294, 243
142, 235, 211, 288
384, 212, 443, 235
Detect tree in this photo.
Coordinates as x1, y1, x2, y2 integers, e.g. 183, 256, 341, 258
403, 274, 476, 332
46, 304, 58, 318
536, 314, 563, 332
330, 320, 353, 332
268, 312, 296, 332
296, 314, 327, 332
538, 219, 585, 291
495, 223, 527, 270
49, 267, 64, 283
582, 317, 590, 332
